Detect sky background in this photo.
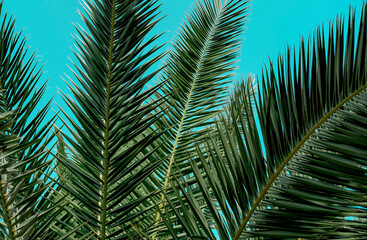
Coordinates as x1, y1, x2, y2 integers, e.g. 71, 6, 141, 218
2, 0, 365, 112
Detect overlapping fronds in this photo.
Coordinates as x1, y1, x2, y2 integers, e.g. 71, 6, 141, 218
157, 76, 262, 239
4, 0, 367, 239
162, 4, 367, 240
240, 6, 367, 238
246, 86, 367, 239
0, 1, 58, 238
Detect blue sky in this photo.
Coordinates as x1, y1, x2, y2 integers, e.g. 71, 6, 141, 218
3, 0, 365, 111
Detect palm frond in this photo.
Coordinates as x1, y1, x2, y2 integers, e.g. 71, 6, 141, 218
246, 85, 367, 239
237, 5, 367, 239
153, 0, 249, 227
161, 0, 249, 174
240, 6, 367, 238
57, 0, 168, 238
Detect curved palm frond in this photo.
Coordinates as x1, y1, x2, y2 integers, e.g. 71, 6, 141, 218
240, 6, 367, 239
246, 83, 367, 239
162, 0, 249, 177
57, 0, 168, 238
162, 4, 367, 240
0, 1, 58, 239
153, 0, 249, 228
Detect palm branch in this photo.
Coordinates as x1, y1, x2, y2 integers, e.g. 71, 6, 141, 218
152, 0, 249, 228
56, 0, 169, 238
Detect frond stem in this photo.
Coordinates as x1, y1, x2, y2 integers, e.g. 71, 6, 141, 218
101, 0, 116, 239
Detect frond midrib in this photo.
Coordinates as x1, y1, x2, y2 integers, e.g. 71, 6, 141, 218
101, 0, 116, 239
233, 82, 367, 240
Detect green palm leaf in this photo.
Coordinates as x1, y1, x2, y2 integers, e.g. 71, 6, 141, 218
161, 0, 248, 175
154, 0, 249, 226
240, 7, 367, 239
246, 88, 367, 239
57, 0, 168, 238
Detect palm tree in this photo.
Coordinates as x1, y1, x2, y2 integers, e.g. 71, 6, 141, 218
1, 0, 367, 239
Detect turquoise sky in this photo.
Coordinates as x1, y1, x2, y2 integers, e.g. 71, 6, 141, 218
3, 0, 365, 110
